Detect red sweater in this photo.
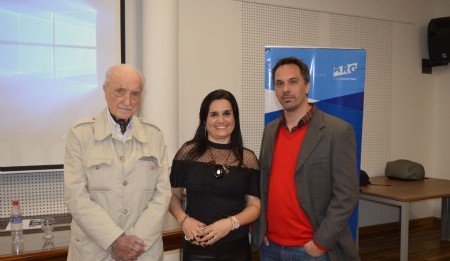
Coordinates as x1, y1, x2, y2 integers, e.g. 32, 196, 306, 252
267, 125, 314, 246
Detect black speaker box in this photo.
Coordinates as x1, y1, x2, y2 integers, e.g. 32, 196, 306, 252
428, 17, 450, 63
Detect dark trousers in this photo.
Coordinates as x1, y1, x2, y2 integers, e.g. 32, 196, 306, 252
183, 236, 251, 261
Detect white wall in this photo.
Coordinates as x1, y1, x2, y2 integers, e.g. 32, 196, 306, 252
176, 0, 449, 227
127, 0, 450, 231
386, 1, 440, 224
390, 1, 450, 222
433, 0, 450, 216
178, 0, 242, 145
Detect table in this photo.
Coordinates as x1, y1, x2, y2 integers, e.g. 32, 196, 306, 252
0, 228, 183, 260
0, 230, 70, 260
359, 176, 450, 261
0, 213, 184, 260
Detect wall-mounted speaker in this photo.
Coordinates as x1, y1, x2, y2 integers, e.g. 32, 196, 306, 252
428, 17, 450, 63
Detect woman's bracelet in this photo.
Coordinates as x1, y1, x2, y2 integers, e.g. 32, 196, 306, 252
228, 216, 240, 230
180, 214, 189, 228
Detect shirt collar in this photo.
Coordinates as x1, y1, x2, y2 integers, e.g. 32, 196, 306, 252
106, 109, 133, 141
279, 103, 315, 133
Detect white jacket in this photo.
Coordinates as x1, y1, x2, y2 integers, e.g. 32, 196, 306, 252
64, 109, 171, 261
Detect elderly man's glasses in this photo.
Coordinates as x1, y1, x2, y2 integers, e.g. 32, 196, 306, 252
113, 87, 141, 100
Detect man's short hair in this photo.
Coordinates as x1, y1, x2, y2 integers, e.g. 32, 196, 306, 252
272, 56, 310, 84
103, 64, 144, 88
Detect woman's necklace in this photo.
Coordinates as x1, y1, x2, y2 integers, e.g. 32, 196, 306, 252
208, 146, 231, 179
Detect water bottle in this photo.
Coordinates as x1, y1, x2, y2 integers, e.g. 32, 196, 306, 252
10, 199, 24, 253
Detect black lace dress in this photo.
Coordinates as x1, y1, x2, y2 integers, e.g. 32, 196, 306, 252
170, 141, 260, 260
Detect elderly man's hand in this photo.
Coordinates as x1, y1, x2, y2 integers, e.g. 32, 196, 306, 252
111, 234, 146, 261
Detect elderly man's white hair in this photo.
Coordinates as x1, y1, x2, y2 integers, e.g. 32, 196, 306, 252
103, 64, 145, 87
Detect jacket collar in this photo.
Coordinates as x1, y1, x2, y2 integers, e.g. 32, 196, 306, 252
94, 108, 149, 143
263, 108, 326, 171
296, 109, 325, 171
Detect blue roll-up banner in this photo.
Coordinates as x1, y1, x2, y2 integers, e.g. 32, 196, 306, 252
265, 46, 366, 240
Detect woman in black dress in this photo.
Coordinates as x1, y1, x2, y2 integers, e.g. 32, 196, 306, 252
169, 89, 261, 261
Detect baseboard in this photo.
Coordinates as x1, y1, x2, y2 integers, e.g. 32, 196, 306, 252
359, 216, 441, 236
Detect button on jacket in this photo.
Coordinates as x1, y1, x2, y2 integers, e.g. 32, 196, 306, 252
64, 108, 171, 261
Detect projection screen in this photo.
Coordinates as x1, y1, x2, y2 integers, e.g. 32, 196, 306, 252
0, 0, 122, 171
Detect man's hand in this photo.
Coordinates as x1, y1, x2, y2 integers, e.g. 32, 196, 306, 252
304, 240, 325, 257
111, 234, 146, 261
263, 236, 270, 246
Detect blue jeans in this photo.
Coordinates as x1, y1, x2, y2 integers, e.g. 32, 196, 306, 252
259, 240, 330, 261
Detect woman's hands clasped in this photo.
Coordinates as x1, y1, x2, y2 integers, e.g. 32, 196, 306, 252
182, 217, 233, 247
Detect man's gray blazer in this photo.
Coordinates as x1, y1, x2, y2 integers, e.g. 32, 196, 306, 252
252, 109, 360, 261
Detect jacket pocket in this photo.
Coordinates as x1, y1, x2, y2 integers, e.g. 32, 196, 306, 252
84, 158, 113, 191
69, 223, 105, 260
68, 223, 88, 260
137, 155, 160, 192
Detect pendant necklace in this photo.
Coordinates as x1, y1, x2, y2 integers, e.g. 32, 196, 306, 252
208, 146, 231, 179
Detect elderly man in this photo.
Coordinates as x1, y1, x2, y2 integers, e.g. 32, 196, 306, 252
64, 64, 171, 261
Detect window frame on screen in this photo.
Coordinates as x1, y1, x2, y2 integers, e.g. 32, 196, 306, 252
0, 0, 126, 173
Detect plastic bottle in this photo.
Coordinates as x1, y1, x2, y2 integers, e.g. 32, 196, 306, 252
10, 199, 24, 250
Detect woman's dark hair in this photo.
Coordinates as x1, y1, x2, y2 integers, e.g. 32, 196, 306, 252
185, 89, 244, 167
